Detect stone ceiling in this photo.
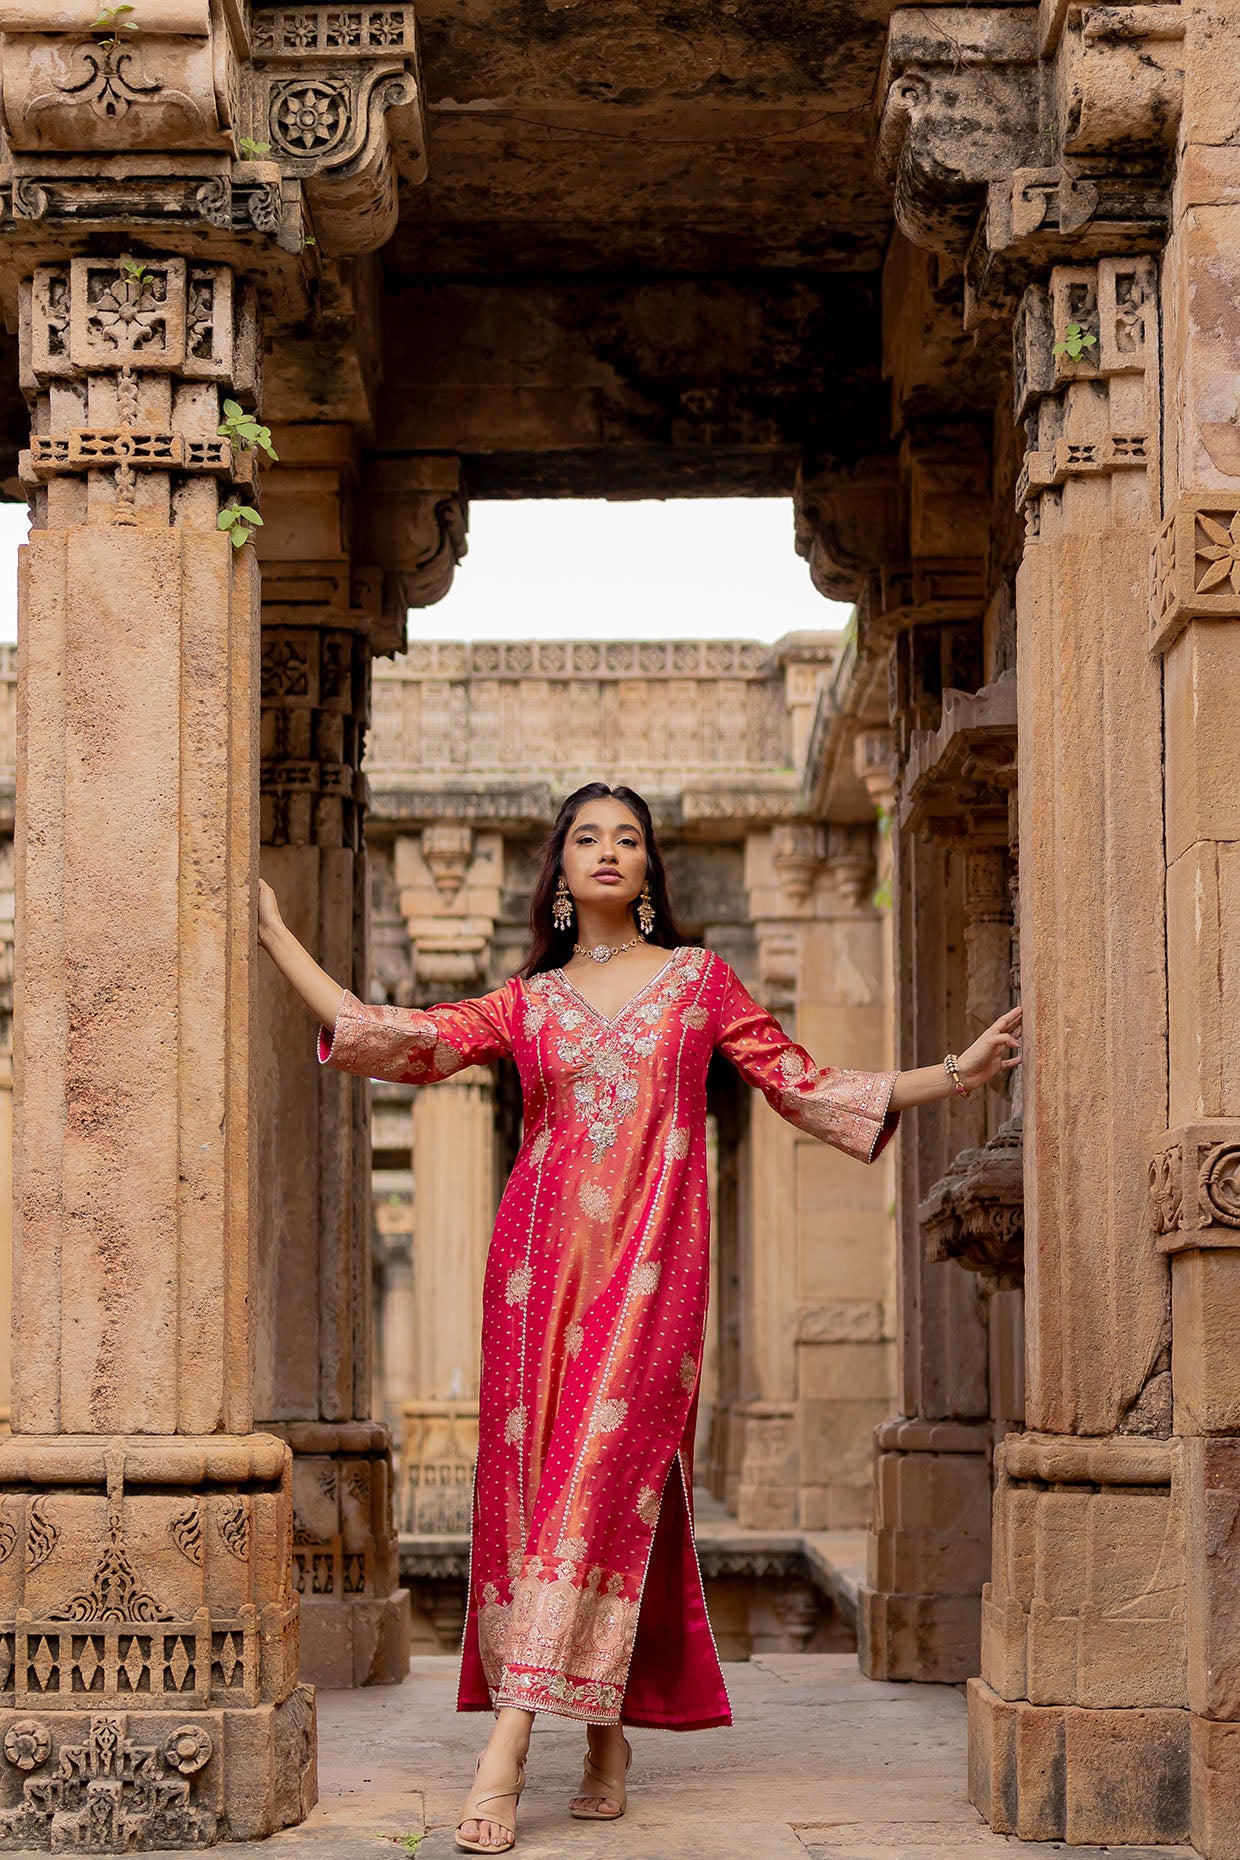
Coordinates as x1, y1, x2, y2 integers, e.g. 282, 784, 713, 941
387, 0, 896, 278
369, 1, 899, 496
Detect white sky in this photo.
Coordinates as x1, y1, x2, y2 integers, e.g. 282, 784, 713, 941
0, 497, 852, 643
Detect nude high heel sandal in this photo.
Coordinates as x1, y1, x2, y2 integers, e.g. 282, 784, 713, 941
455, 1754, 526, 1854
569, 1738, 631, 1820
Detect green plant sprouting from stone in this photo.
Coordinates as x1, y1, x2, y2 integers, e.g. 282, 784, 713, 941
1052, 321, 1097, 362
238, 137, 272, 159
217, 399, 279, 463
91, 3, 137, 48
121, 258, 151, 289
217, 502, 264, 549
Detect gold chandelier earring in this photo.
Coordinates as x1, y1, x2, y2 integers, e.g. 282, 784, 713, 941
552, 874, 574, 933
637, 880, 655, 939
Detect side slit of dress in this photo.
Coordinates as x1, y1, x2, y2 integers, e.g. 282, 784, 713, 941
618, 1443, 731, 1730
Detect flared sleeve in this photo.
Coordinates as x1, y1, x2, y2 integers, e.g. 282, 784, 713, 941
714, 964, 899, 1164
317, 979, 517, 1084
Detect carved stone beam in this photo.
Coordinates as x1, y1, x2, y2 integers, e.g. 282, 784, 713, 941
360, 456, 470, 626
877, 7, 1041, 255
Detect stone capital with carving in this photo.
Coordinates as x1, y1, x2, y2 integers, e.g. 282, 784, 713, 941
0, 1, 426, 264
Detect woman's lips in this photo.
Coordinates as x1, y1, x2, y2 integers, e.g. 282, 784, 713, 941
591, 872, 622, 883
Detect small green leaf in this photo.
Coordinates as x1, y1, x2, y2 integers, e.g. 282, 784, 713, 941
303, 236, 316, 247
239, 137, 272, 159
235, 506, 262, 526
230, 527, 248, 548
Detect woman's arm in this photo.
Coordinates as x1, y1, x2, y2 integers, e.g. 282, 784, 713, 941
889, 1005, 1022, 1109
258, 879, 346, 1030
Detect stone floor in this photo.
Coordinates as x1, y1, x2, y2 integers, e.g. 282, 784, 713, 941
219, 1655, 1193, 1860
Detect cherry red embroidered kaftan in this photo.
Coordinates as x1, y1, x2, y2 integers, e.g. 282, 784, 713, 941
320, 946, 898, 1730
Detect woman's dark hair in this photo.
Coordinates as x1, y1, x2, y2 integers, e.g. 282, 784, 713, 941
521, 782, 687, 978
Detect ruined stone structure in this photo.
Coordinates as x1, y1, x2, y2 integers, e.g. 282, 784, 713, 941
359, 638, 895, 1572
0, 0, 1235, 1851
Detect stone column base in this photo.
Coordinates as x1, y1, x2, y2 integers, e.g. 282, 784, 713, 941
858, 1584, 981, 1684
273, 1422, 411, 1689
860, 1417, 992, 1682
0, 1691, 315, 1849
299, 1587, 411, 1690
967, 1678, 1190, 1844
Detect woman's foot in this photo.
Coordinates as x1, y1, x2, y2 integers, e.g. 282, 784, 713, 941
456, 1720, 529, 1853
569, 1725, 631, 1819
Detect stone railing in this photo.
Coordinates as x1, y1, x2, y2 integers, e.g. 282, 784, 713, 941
370, 638, 797, 796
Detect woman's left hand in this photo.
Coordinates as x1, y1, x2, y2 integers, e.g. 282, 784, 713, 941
958, 1005, 1022, 1092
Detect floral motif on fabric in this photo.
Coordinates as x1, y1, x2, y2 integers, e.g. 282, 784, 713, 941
679, 1352, 697, 1390
506, 1266, 532, 1305
665, 1126, 690, 1159
588, 1397, 628, 1437
523, 1000, 548, 1036
564, 1322, 584, 1359
632, 1261, 660, 1295
683, 1003, 709, 1030
778, 1067, 898, 1164
528, 949, 708, 1160
529, 1129, 551, 1165
636, 1485, 660, 1528
505, 1406, 527, 1444
485, 1567, 640, 1722
578, 1182, 612, 1222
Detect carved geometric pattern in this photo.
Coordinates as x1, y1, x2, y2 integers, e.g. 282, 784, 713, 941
21, 259, 235, 385
27, 432, 231, 477
252, 7, 418, 56
1151, 498, 1240, 653
0, 1713, 216, 1847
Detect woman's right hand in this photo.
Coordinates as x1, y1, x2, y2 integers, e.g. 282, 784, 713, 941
257, 878, 283, 946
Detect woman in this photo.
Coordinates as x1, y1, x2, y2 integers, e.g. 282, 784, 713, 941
259, 781, 1021, 1855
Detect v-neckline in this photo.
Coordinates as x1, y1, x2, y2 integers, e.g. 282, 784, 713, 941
549, 949, 681, 1028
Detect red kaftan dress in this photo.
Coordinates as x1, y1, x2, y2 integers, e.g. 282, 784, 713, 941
320, 945, 898, 1730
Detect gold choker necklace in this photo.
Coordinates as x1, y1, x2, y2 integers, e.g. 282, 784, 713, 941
573, 937, 642, 964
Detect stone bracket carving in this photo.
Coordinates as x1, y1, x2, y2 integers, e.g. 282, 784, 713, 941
878, 4, 1181, 304
878, 7, 1041, 256
1151, 497, 1240, 655
248, 4, 426, 256
359, 457, 469, 613
1150, 1122, 1240, 1250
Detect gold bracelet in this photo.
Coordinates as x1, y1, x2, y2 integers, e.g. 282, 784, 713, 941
943, 1053, 970, 1098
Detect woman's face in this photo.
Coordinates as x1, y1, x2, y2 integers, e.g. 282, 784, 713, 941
560, 796, 647, 912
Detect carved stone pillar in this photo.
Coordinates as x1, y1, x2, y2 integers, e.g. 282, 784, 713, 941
253, 430, 411, 1689
398, 1069, 496, 1534
5, 254, 315, 1844
1147, 41, 1240, 1853
966, 256, 1179, 1837
728, 826, 893, 1532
